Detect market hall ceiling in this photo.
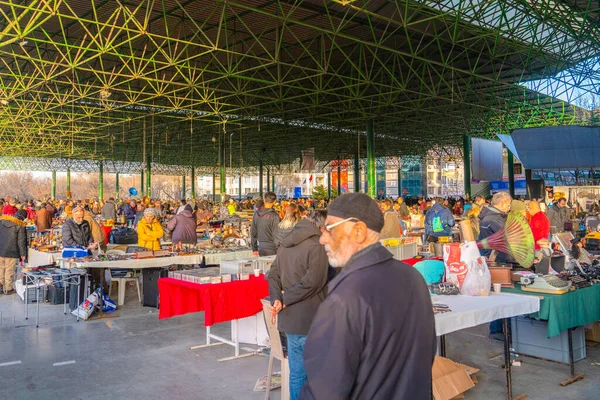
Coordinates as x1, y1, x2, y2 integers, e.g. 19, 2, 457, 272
0, 0, 597, 168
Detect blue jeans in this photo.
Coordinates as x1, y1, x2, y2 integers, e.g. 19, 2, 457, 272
286, 333, 307, 400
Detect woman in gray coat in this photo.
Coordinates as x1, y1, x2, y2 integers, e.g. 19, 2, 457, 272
268, 210, 329, 400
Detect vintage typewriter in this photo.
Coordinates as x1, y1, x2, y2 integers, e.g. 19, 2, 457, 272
521, 275, 571, 294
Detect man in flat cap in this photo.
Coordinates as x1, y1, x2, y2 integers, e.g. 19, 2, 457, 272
299, 193, 436, 400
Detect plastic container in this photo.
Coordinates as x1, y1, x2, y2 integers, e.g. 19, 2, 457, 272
511, 316, 586, 364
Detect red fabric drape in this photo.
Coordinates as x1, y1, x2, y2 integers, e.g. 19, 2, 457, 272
158, 275, 269, 326
402, 257, 442, 266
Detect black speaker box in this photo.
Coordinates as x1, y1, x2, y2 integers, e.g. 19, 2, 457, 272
142, 268, 169, 308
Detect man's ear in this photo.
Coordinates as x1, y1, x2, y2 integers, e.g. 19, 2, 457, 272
352, 221, 369, 244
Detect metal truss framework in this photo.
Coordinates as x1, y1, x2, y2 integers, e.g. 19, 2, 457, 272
0, 0, 597, 168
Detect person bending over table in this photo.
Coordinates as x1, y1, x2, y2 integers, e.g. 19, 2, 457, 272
137, 208, 164, 250
62, 207, 97, 250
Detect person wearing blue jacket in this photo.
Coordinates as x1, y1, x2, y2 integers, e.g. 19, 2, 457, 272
424, 199, 455, 239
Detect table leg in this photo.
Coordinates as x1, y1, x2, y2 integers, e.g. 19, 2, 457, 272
568, 328, 575, 377
36, 278, 40, 328
233, 319, 239, 357
440, 335, 446, 357
25, 275, 29, 320
76, 275, 81, 322
502, 318, 512, 400
63, 280, 67, 315
560, 327, 586, 386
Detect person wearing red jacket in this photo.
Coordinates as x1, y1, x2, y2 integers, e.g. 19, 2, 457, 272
527, 201, 550, 250
2, 200, 17, 216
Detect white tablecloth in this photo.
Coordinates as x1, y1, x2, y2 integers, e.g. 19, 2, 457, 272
27, 249, 60, 267
433, 293, 540, 336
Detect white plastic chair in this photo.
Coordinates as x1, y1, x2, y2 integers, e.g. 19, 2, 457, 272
261, 299, 290, 400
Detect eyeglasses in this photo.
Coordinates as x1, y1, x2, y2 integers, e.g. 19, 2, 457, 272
322, 217, 359, 233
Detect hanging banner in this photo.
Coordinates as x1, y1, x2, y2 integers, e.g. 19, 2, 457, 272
301, 148, 315, 171
471, 138, 503, 181
331, 160, 348, 194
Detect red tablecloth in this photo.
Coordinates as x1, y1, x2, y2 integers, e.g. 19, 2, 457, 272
158, 275, 269, 326
402, 257, 442, 266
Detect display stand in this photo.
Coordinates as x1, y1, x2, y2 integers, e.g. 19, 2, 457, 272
189, 320, 257, 362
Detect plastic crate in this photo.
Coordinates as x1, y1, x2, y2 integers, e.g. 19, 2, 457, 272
511, 316, 586, 364
48, 285, 69, 305
220, 258, 256, 275
256, 256, 276, 274
24, 285, 47, 304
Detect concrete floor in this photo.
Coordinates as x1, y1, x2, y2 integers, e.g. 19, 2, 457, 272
0, 285, 598, 400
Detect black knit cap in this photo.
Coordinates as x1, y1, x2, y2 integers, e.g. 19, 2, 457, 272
14, 209, 27, 220
327, 193, 384, 233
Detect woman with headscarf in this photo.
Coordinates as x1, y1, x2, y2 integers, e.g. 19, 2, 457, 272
527, 200, 550, 250
136, 208, 164, 250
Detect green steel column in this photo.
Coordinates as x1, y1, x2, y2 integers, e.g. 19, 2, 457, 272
115, 172, 119, 200
239, 174, 243, 202
182, 175, 186, 200
463, 135, 471, 198
272, 175, 275, 193
337, 162, 341, 194
328, 171, 332, 199
191, 167, 195, 199
212, 172, 216, 203
98, 161, 104, 200
66, 168, 71, 198
259, 160, 264, 198
219, 133, 226, 203
51, 171, 56, 199
398, 169, 402, 198
507, 149, 515, 199
219, 166, 226, 203
354, 153, 360, 192
366, 120, 376, 198
146, 157, 151, 197
140, 170, 144, 195
267, 169, 270, 192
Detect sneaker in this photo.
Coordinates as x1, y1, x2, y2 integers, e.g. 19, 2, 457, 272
488, 333, 505, 342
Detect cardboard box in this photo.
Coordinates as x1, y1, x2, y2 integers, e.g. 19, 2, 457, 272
432, 357, 479, 400
585, 321, 600, 342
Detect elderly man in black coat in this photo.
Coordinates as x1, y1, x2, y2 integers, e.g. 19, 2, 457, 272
299, 193, 436, 400
62, 207, 96, 249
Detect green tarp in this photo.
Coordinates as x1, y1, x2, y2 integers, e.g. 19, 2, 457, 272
502, 283, 600, 337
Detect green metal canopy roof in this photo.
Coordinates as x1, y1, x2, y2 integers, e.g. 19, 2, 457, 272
0, 0, 596, 170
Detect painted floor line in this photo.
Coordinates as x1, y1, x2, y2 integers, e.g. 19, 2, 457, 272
0, 360, 22, 367
53, 360, 76, 366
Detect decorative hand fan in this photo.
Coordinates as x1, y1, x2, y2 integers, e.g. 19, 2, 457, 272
477, 211, 536, 267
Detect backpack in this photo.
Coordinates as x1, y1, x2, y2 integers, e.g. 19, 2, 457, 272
432, 214, 444, 233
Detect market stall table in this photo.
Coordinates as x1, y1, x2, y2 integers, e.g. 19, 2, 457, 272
74, 254, 203, 269
22, 269, 88, 328
502, 283, 600, 385
158, 276, 269, 361
433, 292, 540, 400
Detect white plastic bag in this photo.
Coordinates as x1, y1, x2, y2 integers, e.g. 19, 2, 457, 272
460, 257, 492, 296
71, 291, 99, 320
